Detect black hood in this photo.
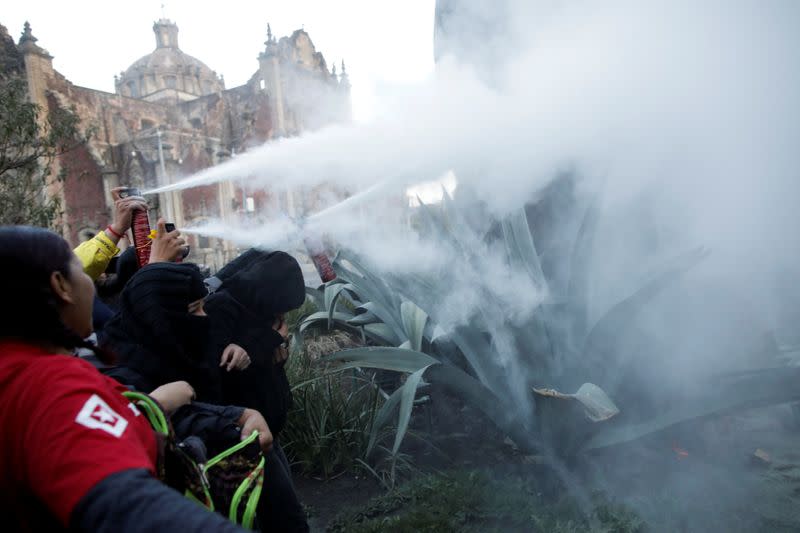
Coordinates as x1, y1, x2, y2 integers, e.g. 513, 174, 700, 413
101, 262, 218, 399
221, 251, 305, 318
214, 248, 271, 284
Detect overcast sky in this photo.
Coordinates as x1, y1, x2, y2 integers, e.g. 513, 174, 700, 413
2, 0, 436, 121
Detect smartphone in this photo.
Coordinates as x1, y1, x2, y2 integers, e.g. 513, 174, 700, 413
118, 187, 141, 199
164, 223, 191, 260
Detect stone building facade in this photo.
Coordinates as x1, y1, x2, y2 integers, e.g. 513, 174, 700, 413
7, 19, 350, 268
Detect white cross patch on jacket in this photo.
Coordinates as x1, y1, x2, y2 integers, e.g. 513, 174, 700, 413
75, 394, 128, 437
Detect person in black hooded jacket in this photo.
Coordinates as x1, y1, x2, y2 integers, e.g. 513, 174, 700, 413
205, 249, 309, 533
205, 250, 305, 434
100, 262, 224, 402
101, 240, 308, 531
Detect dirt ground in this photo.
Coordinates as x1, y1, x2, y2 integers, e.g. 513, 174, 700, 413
295, 474, 383, 531
291, 402, 800, 532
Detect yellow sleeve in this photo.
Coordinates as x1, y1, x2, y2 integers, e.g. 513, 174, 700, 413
73, 231, 120, 281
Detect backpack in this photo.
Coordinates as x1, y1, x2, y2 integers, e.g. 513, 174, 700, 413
123, 391, 266, 529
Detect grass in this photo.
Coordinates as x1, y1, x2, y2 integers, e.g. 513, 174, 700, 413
282, 327, 381, 479
327, 470, 645, 533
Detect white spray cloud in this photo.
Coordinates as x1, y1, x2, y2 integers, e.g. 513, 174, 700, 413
164, 2, 800, 527
169, 0, 800, 403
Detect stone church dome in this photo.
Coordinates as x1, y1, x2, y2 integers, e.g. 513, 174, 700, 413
116, 19, 224, 102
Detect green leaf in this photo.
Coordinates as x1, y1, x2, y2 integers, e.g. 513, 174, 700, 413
326, 283, 357, 329
581, 247, 709, 386
362, 323, 402, 346
533, 383, 619, 422
347, 310, 380, 326
367, 385, 404, 457
359, 301, 407, 343
324, 283, 346, 312
299, 311, 355, 334
393, 365, 432, 455
584, 366, 800, 450
426, 363, 542, 453
324, 347, 440, 374
447, 325, 503, 389
502, 208, 547, 290
305, 287, 324, 310
415, 196, 449, 242
400, 301, 428, 352
566, 195, 602, 340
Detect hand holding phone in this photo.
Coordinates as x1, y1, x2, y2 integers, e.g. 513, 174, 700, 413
164, 223, 191, 260
148, 218, 187, 264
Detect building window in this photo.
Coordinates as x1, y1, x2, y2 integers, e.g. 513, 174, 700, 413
141, 119, 155, 129
260, 79, 266, 90
127, 81, 138, 97
165, 76, 177, 89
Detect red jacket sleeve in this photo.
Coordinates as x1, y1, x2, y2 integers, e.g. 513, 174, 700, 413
14, 359, 157, 526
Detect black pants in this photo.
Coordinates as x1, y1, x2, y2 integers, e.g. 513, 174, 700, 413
258, 440, 309, 532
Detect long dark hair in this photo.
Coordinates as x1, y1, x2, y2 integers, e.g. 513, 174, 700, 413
0, 226, 96, 353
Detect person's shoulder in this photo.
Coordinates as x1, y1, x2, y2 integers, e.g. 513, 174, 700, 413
205, 291, 242, 315
0, 345, 119, 420
15, 349, 110, 390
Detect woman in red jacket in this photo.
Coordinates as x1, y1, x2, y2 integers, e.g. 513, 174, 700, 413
0, 225, 246, 532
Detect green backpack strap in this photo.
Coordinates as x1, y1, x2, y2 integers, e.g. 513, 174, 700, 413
122, 391, 169, 436
123, 392, 265, 528
206, 430, 266, 529
122, 391, 214, 510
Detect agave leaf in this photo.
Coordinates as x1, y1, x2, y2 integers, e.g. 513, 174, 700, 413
566, 195, 602, 340
323, 347, 440, 374
415, 196, 449, 241
426, 363, 542, 453
367, 385, 404, 457
581, 247, 709, 387
299, 311, 355, 334
363, 323, 402, 346
359, 301, 407, 344
393, 365, 432, 455
326, 283, 357, 328
447, 325, 504, 390
502, 208, 547, 290
347, 310, 380, 326
324, 282, 346, 312
335, 251, 399, 310
305, 286, 324, 311
584, 366, 800, 451
400, 301, 428, 352
533, 383, 619, 422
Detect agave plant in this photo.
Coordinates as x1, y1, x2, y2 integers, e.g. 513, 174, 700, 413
299, 187, 800, 462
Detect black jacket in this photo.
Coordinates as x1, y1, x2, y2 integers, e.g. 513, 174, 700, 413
206, 251, 305, 434
101, 263, 221, 402
206, 291, 292, 434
